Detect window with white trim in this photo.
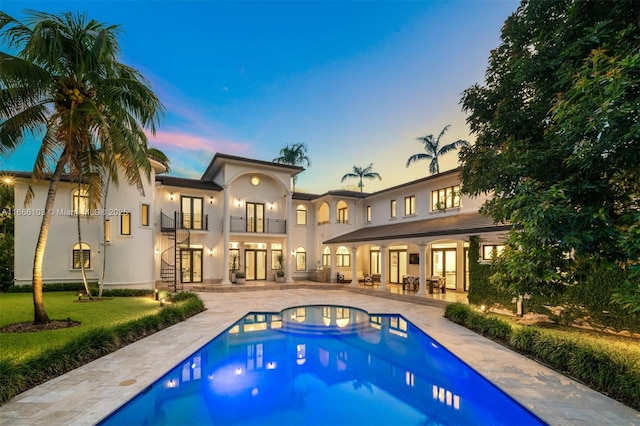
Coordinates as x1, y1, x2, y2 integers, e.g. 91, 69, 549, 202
404, 195, 416, 216
295, 247, 306, 271
336, 246, 350, 267
72, 242, 90, 269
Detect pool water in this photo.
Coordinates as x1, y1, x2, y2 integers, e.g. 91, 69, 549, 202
98, 305, 546, 425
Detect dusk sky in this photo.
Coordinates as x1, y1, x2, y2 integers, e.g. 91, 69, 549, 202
1, 0, 519, 194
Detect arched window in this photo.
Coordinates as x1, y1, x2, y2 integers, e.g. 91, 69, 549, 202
322, 246, 331, 267
72, 189, 89, 215
336, 246, 350, 267
295, 247, 306, 271
72, 243, 91, 269
317, 202, 329, 225
337, 200, 348, 224
296, 205, 307, 226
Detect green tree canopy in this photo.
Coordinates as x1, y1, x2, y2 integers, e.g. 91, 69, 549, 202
341, 163, 381, 192
459, 0, 640, 310
0, 10, 163, 322
406, 125, 469, 175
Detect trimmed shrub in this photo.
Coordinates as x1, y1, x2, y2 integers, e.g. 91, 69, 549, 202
444, 304, 640, 411
0, 292, 205, 404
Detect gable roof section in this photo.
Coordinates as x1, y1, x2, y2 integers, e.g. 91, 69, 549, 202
323, 213, 511, 244
156, 175, 222, 191
201, 152, 305, 181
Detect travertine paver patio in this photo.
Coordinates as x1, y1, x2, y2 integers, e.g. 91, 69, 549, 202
0, 287, 638, 425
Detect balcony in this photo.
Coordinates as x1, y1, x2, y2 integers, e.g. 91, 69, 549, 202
230, 216, 286, 234
161, 211, 209, 232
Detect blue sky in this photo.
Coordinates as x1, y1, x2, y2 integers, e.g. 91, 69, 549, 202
1, 0, 519, 194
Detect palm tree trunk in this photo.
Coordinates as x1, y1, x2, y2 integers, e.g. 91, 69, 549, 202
31, 158, 67, 324
99, 180, 110, 298
76, 182, 92, 298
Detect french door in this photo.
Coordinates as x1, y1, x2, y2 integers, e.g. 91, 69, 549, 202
432, 249, 457, 290
246, 203, 264, 233
389, 250, 407, 283
245, 250, 267, 280
181, 248, 202, 283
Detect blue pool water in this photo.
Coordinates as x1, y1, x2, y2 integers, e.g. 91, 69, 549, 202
99, 305, 547, 425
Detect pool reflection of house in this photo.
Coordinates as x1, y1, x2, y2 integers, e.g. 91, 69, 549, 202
111, 307, 522, 425
10, 152, 509, 292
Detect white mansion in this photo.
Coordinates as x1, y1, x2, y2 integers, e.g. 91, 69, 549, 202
10, 153, 509, 294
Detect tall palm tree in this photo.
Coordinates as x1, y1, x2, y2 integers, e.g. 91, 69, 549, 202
406, 125, 469, 175
341, 163, 381, 192
272, 142, 310, 191
0, 11, 163, 323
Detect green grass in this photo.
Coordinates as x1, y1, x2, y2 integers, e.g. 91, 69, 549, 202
0, 292, 162, 362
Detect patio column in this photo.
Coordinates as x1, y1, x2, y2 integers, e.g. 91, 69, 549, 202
350, 246, 357, 286
221, 185, 231, 285
417, 244, 428, 295
379, 245, 387, 291
285, 191, 294, 282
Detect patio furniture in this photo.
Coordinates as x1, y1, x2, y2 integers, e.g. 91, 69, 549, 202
428, 276, 446, 294
402, 276, 419, 292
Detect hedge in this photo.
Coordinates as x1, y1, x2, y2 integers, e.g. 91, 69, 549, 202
444, 303, 640, 410
0, 292, 205, 404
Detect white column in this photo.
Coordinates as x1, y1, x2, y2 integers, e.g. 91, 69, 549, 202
221, 185, 231, 285
417, 244, 428, 295
350, 246, 357, 286
379, 245, 387, 291
285, 191, 294, 283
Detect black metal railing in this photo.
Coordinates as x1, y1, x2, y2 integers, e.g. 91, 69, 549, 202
160, 210, 208, 231
230, 216, 286, 234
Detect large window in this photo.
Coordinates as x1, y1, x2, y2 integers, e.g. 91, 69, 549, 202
296, 205, 307, 226
181, 196, 204, 230
404, 195, 416, 216
337, 200, 348, 224
72, 243, 90, 269
482, 244, 505, 261
271, 243, 283, 270
366, 206, 371, 223
295, 247, 306, 271
322, 246, 331, 267
121, 212, 131, 235
141, 204, 149, 227
72, 189, 89, 215
318, 202, 330, 225
336, 246, 350, 267
432, 185, 460, 211
390, 200, 396, 218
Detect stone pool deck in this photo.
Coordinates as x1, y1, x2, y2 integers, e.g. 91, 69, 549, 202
0, 286, 638, 425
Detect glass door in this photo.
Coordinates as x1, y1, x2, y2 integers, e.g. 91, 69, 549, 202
246, 203, 264, 233
245, 250, 267, 280
389, 250, 407, 283
370, 250, 380, 275
180, 248, 202, 283
432, 249, 457, 290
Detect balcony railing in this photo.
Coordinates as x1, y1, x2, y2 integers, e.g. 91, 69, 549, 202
230, 216, 286, 234
161, 211, 208, 231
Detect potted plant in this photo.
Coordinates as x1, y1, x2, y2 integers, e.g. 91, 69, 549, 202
235, 270, 246, 284
230, 254, 239, 283
275, 253, 285, 282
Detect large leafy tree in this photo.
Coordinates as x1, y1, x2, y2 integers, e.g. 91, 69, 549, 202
0, 11, 163, 323
406, 125, 469, 175
341, 163, 381, 192
272, 142, 310, 191
459, 0, 640, 310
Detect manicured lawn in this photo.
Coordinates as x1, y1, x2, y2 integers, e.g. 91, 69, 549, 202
0, 292, 161, 362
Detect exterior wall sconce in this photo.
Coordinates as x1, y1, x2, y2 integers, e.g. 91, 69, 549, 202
169, 192, 174, 201
269, 203, 274, 210
154, 247, 160, 256
291, 250, 295, 257
210, 196, 214, 204
235, 199, 242, 207
208, 248, 214, 256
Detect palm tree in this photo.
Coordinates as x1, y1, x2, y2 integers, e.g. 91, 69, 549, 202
406, 125, 469, 175
0, 11, 163, 323
341, 163, 381, 192
273, 142, 310, 191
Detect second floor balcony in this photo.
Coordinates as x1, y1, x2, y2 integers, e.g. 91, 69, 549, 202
161, 210, 209, 232
230, 216, 286, 234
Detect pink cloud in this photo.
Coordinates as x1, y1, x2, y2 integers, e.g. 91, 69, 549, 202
146, 129, 250, 156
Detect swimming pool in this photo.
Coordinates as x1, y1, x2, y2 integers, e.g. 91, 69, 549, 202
98, 305, 547, 425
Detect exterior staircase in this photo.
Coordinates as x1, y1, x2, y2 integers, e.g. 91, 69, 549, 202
160, 210, 190, 292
